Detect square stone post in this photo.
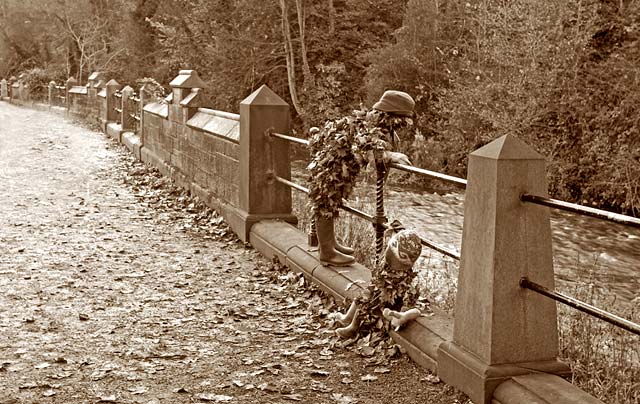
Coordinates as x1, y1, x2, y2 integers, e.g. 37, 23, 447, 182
121, 85, 135, 131
104, 79, 122, 125
65, 77, 78, 112
139, 85, 147, 143
168, 70, 206, 124
229, 84, 297, 242
48, 81, 55, 108
437, 135, 570, 404
1, 79, 7, 99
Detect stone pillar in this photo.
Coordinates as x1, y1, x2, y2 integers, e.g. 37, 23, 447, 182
1, 79, 7, 99
229, 84, 297, 242
437, 135, 570, 404
104, 79, 122, 125
121, 85, 135, 131
48, 81, 56, 108
139, 85, 147, 143
65, 77, 77, 112
168, 70, 206, 123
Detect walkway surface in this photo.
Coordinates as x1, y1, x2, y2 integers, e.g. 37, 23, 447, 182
0, 102, 468, 404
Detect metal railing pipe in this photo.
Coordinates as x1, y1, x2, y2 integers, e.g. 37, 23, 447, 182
269, 131, 310, 146
388, 162, 467, 188
521, 194, 640, 228
520, 277, 640, 335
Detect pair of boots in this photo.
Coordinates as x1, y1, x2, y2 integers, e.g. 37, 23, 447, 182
316, 214, 355, 266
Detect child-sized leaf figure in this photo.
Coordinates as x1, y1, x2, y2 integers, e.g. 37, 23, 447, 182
330, 224, 423, 339
307, 90, 416, 266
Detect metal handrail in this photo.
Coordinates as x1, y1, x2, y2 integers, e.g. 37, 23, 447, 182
520, 278, 640, 335
388, 163, 467, 188
271, 174, 460, 260
521, 194, 640, 228
270, 131, 310, 146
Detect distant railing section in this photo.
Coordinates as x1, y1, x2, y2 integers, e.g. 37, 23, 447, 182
268, 129, 639, 337
110, 88, 142, 133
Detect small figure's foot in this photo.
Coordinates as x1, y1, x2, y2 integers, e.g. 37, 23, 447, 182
328, 301, 358, 327
383, 308, 421, 331
336, 314, 360, 339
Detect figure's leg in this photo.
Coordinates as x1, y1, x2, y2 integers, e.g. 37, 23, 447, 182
336, 307, 361, 339
382, 308, 421, 331
333, 214, 355, 255
329, 301, 358, 327
316, 214, 355, 266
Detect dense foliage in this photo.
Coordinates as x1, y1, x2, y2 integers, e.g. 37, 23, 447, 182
307, 109, 412, 217
1, 0, 638, 215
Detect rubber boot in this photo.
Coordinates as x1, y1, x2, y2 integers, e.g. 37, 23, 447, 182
336, 308, 361, 339
316, 215, 355, 266
332, 214, 355, 255
334, 240, 355, 255
330, 301, 358, 327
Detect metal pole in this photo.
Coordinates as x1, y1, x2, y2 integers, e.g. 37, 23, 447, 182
520, 277, 640, 336
375, 153, 387, 267
521, 194, 640, 228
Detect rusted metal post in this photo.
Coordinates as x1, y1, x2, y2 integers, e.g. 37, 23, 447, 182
374, 152, 387, 267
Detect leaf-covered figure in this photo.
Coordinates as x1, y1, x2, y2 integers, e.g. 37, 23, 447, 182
307, 90, 415, 266
330, 225, 424, 339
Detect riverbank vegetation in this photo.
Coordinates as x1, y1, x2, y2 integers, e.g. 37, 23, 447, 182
1, 0, 638, 216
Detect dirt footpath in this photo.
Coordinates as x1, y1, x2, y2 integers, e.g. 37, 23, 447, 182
0, 103, 469, 404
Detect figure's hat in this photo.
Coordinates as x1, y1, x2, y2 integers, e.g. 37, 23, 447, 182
372, 90, 415, 116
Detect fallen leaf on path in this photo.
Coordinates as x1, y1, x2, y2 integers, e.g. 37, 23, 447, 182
282, 393, 304, 401
197, 393, 233, 401
421, 374, 441, 384
128, 386, 148, 394
332, 393, 359, 403
360, 374, 378, 382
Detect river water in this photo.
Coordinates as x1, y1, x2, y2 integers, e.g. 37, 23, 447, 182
384, 186, 640, 308
292, 162, 639, 308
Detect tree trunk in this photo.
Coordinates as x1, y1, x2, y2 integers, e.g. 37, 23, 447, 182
328, 0, 335, 34
295, 0, 314, 89
279, 0, 304, 116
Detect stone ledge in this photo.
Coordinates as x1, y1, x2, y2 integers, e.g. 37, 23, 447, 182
493, 374, 604, 404
122, 132, 142, 160
106, 122, 123, 143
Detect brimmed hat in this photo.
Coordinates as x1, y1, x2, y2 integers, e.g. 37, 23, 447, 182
372, 90, 415, 116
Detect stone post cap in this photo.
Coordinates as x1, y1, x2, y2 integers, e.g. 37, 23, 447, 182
179, 88, 204, 107
241, 84, 288, 107
49, 81, 56, 87
105, 79, 122, 88
88, 71, 106, 81
169, 70, 206, 89
121, 85, 135, 94
1, 78, 7, 83
471, 134, 545, 161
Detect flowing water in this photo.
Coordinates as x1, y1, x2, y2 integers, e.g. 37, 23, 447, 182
384, 186, 640, 307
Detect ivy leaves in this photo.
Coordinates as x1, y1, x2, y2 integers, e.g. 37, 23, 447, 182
307, 109, 408, 217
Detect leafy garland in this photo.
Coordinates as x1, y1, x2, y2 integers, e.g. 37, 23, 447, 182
307, 108, 413, 217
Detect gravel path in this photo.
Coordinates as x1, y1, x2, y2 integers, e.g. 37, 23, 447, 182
0, 103, 468, 404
